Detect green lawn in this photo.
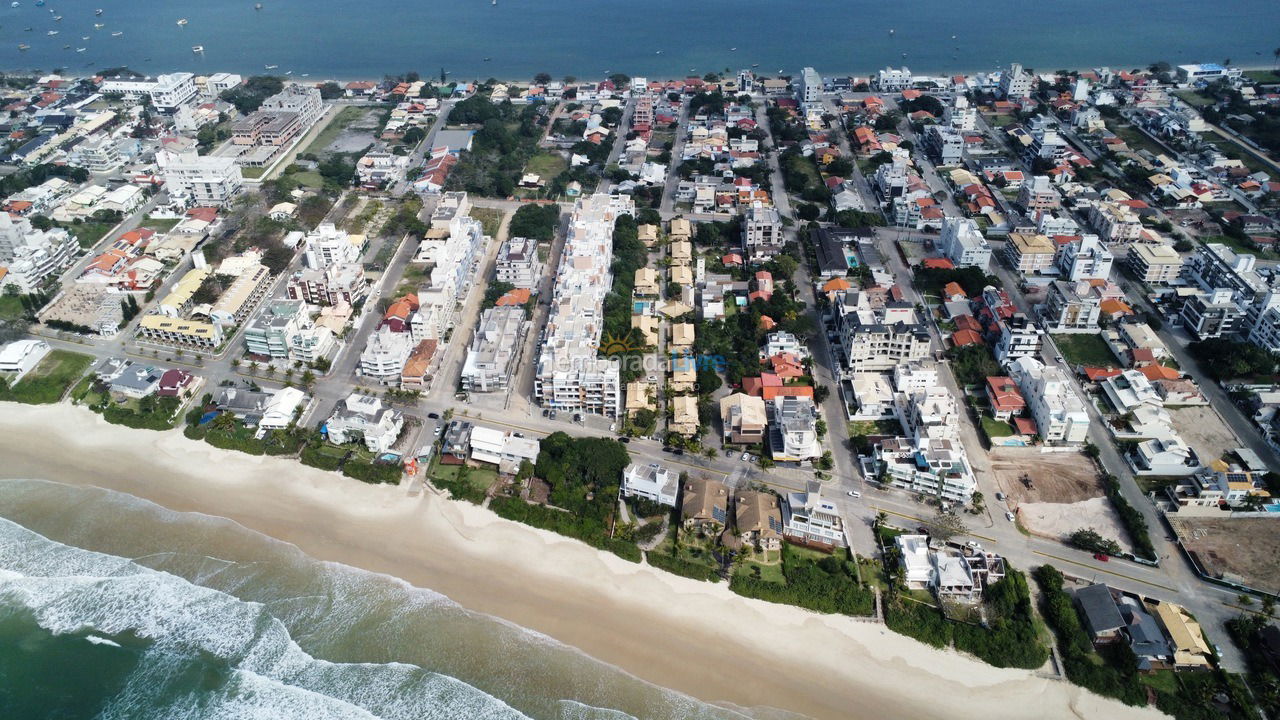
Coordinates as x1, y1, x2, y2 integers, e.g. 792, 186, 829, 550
140, 217, 181, 232
241, 166, 268, 179
303, 106, 366, 157
1244, 70, 1280, 84
1111, 123, 1165, 157
469, 207, 505, 237
429, 462, 498, 494
734, 558, 785, 585
0, 349, 93, 405
0, 294, 22, 320
1051, 333, 1118, 368
291, 171, 326, 189
981, 415, 1015, 438
61, 221, 115, 250
524, 151, 567, 183
1200, 135, 1270, 176
1174, 90, 1214, 108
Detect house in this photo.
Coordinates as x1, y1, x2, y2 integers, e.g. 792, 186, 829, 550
681, 478, 729, 534
985, 376, 1026, 420
324, 394, 404, 453
258, 387, 307, 430
721, 392, 767, 444
0, 339, 50, 381
1117, 596, 1172, 671
622, 462, 679, 507
897, 535, 933, 588
669, 395, 700, 436
467, 425, 540, 474
1152, 602, 1213, 670
782, 480, 846, 547
736, 490, 783, 551
768, 395, 821, 462
1075, 584, 1126, 644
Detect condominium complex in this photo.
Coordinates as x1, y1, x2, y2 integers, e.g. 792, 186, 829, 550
461, 305, 528, 393
938, 217, 991, 269
1127, 244, 1185, 284
740, 201, 783, 263
0, 213, 78, 293
833, 290, 930, 373
1009, 355, 1091, 444
158, 149, 244, 207
495, 235, 543, 290
534, 194, 633, 417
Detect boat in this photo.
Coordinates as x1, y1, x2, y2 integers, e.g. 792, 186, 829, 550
482, 57, 491, 62
655, 50, 661, 55
34, 0, 43, 5
75, 47, 84, 52
17, 43, 28, 50
110, 30, 121, 35
730, 47, 736, 51
53, 14, 61, 21
751, 63, 759, 67
191, 45, 203, 52
46, 29, 56, 35
9, 2, 18, 8
95, 8, 103, 14
264, 63, 277, 69
93, 22, 102, 28
176, 18, 187, 26
80, 35, 87, 39
254, 2, 263, 8
888, 28, 895, 35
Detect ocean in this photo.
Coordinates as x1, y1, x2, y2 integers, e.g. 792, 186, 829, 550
0, 478, 764, 720
0, 0, 1278, 81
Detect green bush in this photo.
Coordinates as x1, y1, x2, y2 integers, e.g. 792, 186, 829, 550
729, 546, 873, 616
647, 550, 720, 582
343, 460, 401, 484
99, 396, 182, 431
885, 596, 953, 647
950, 569, 1048, 669
489, 496, 639, 563
300, 444, 344, 471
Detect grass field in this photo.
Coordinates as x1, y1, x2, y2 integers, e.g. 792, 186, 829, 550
1244, 70, 1280, 84
1200, 135, 1270, 176
241, 166, 268, 179
1051, 333, 1117, 368
0, 294, 22, 320
1, 349, 93, 405
140, 217, 181, 232
1174, 90, 1214, 108
291, 171, 326, 189
734, 558, 785, 585
469, 207, 505, 237
62, 221, 115, 250
1111, 123, 1164, 157
303, 106, 366, 157
981, 415, 1015, 438
524, 151, 567, 183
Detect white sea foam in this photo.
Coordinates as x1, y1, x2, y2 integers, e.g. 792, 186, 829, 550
85, 634, 123, 647
0, 517, 530, 720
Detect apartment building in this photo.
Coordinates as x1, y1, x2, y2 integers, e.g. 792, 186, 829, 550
495, 235, 543, 289
999, 63, 1033, 99
835, 294, 931, 373
534, 194, 633, 417
1127, 244, 1185, 284
1003, 232, 1056, 275
740, 201, 783, 263
149, 72, 198, 112
782, 481, 846, 547
1057, 235, 1114, 281
1009, 355, 1090, 444
767, 394, 821, 463
242, 299, 335, 364
0, 213, 78, 293
461, 305, 528, 393
938, 217, 992, 269
136, 315, 223, 351
1042, 279, 1103, 331
158, 150, 244, 207
1017, 175, 1061, 212
798, 66, 822, 108
359, 324, 416, 384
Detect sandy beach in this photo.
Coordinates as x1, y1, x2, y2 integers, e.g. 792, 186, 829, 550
0, 401, 1164, 720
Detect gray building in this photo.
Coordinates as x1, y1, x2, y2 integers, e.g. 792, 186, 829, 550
461, 305, 528, 393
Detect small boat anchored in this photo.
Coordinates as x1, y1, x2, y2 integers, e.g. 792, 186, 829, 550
175, 18, 187, 26
46, 29, 57, 35
110, 30, 121, 36
75, 47, 85, 52
192, 45, 204, 53
264, 63, 277, 69
9, 2, 18, 7
17, 43, 29, 50
95, 8, 103, 15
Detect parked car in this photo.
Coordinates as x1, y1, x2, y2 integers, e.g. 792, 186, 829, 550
1005, 511, 1015, 522
846, 490, 861, 498
609, 422, 616, 432
994, 492, 1005, 501
1094, 553, 1109, 563
966, 540, 980, 549
662, 446, 673, 453
619, 437, 630, 444
427, 412, 439, 419
741, 452, 750, 462
673, 448, 685, 456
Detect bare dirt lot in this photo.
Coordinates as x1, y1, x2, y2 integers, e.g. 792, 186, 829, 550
1018, 497, 1132, 551
989, 447, 1101, 506
1169, 516, 1280, 594
1169, 406, 1239, 464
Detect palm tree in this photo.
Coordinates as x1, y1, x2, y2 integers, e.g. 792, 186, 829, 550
873, 511, 888, 532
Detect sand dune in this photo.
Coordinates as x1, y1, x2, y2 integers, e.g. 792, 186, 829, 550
0, 401, 1165, 720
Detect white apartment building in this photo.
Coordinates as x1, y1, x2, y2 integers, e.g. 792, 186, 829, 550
460, 305, 527, 393
1009, 355, 1090, 444
1057, 234, 1113, 281
260, 84, 325, 130
0, 214, 78, 293
204, 73, 243, 97
158, 150, 244, 207
302, 223, 363, 269
1003, 232, 1057, 275
534, 194, 633, 417
1000, 63, 1033, 100
834, 292, 930, 373
877, 66, 913, 92
495, 235, 543, 289
359, 325, 415, 384
69, 135, 122, 173
938, 217, 991, 269
767, 395, 822, 463
621, 462, 678, 507
741, 202, 783, 263
149, 72, 198, 112
944, 95, 977, 132
798, 66, 822, 108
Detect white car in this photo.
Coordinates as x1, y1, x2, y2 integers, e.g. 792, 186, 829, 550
1005, 511, 1016, 522
846, 490, 861, 498
609, 422, 616, 432
741, 452, 750, 462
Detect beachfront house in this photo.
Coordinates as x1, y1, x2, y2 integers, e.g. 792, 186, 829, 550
622, 462, 679, 507
324, 394, 404, 453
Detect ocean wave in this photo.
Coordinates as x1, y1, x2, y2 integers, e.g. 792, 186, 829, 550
0, 479, 757, 720
0, 517, 530, 720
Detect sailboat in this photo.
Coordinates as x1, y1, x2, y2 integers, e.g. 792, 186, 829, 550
75, 47, 85, 52
264, 63, 278, 69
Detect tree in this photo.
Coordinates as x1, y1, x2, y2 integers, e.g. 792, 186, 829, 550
1068, 528, 1122, 555
533, 72, 552, 85
318, 81, 343, 100
970, 491, 985, 513
873, 511, 888, 532
924, 509, 967, 544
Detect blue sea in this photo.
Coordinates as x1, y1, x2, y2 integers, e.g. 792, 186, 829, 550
0, 478, 753, 720
0, 0, 1278, 81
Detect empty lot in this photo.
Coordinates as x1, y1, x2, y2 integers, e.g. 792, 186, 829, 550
990, 447, 1101, 506
1169, 406, 1238, 465
1170, 517, 1280, 594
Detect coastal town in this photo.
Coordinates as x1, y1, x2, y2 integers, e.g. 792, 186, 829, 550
4, 60, 1280, 718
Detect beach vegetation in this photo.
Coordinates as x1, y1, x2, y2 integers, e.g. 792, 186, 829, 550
0, 349, 92, 405
220, 75, 285, 114
1050, 333, 1117, 368
729, 544, 874, 616
445, 97, 544, 198
489, 432, 639, 563
944, 344, 1001, 388
508, 203, 561, 243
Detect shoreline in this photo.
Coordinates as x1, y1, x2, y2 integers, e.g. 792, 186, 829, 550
0, 401, 1164, 720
